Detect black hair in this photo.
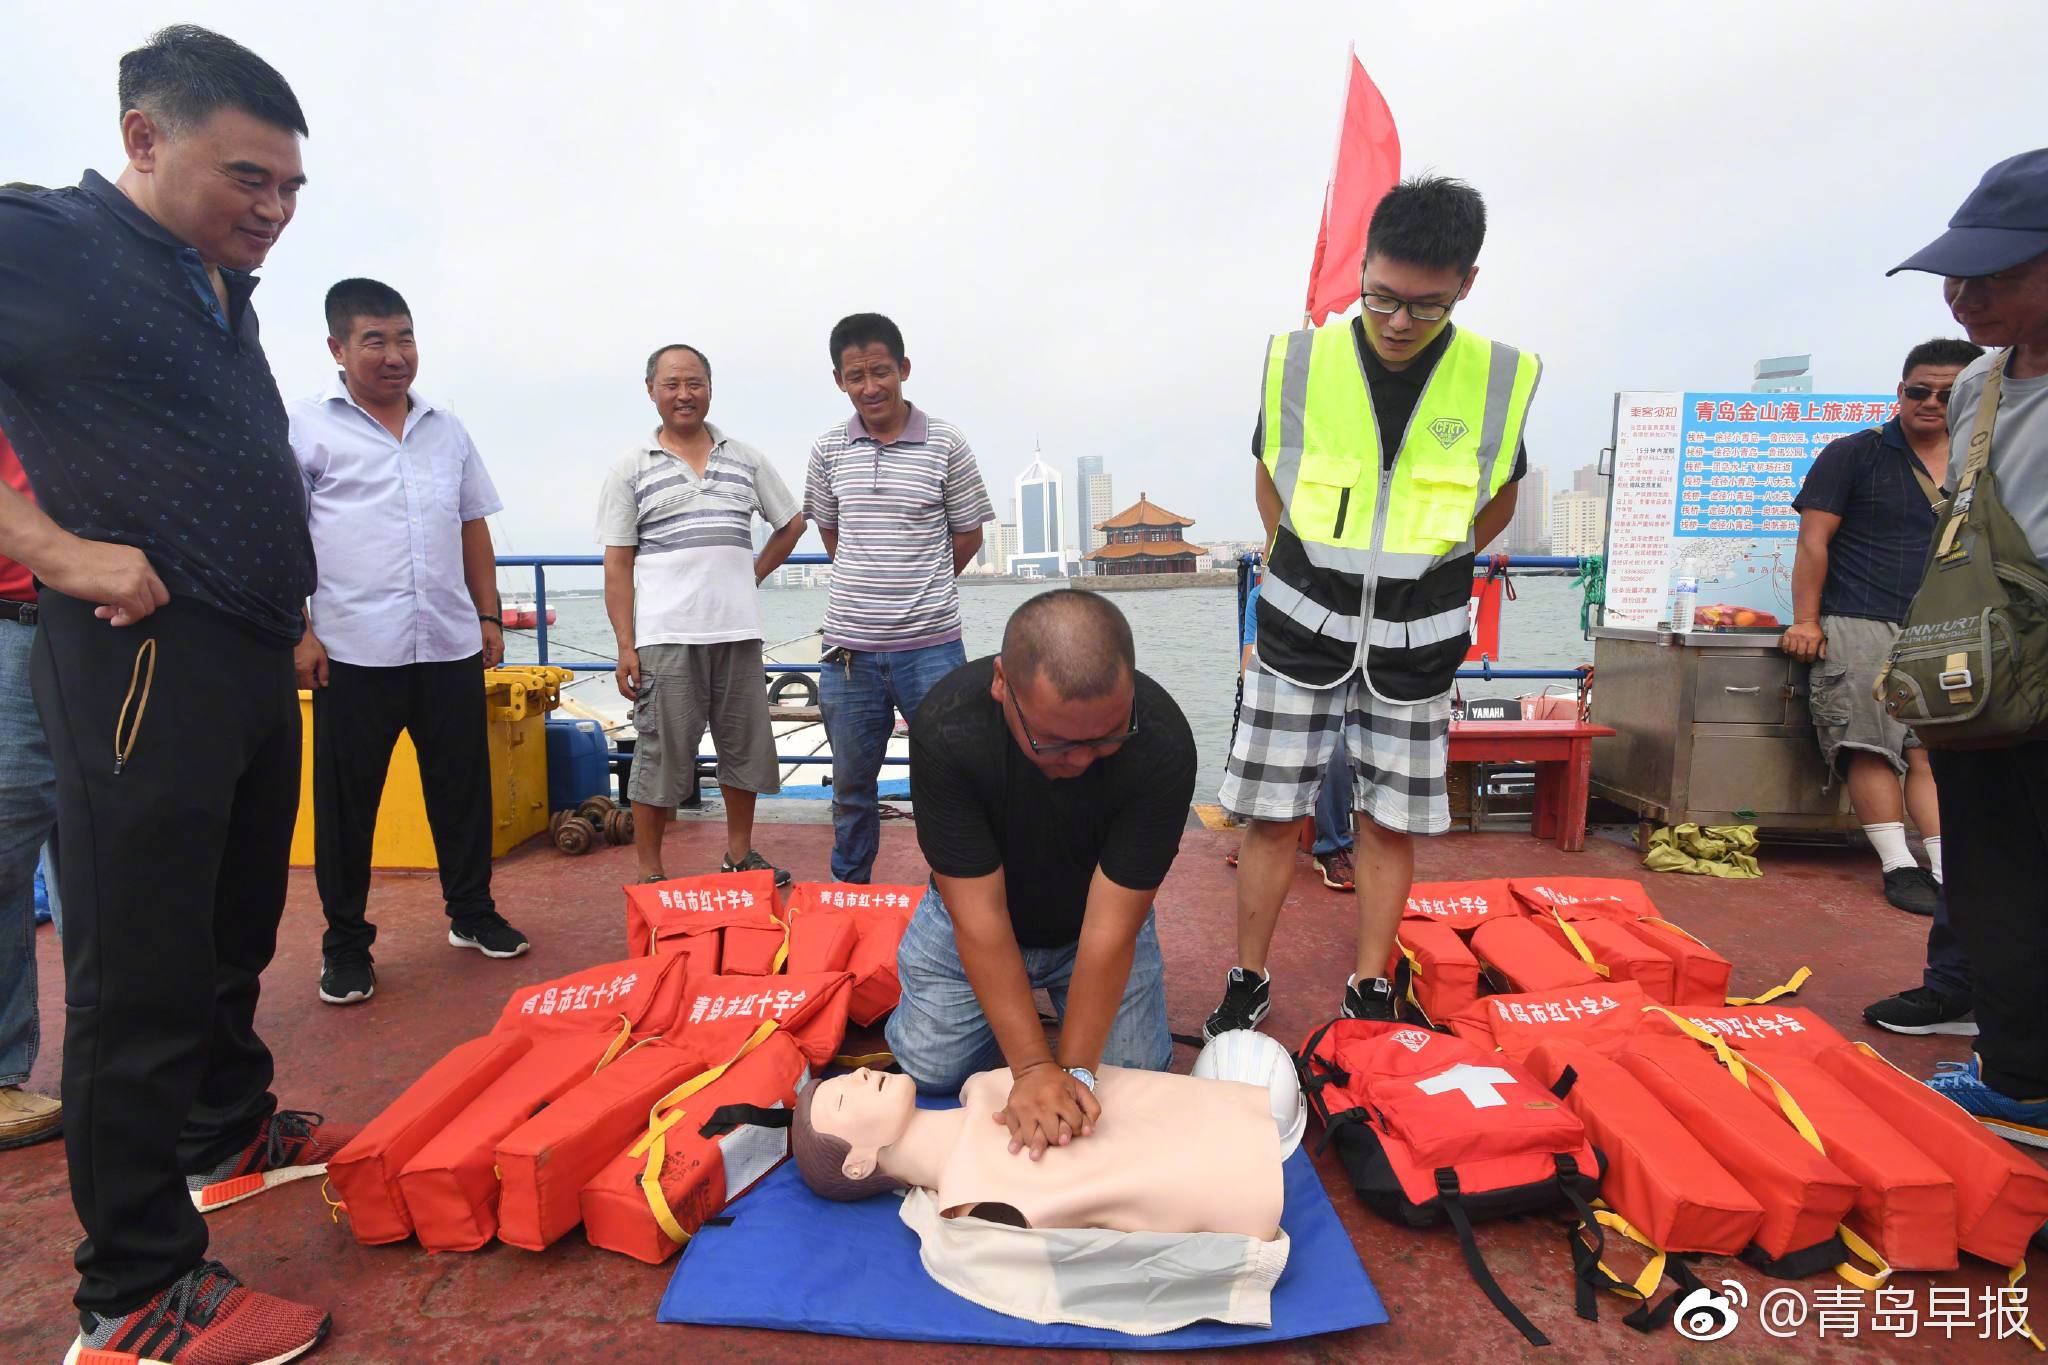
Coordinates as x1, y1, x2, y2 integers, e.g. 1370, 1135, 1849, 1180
829, 313, 906, 372
645, 344, 712, 385
324, 278, 411, 342
1365, 174, 1488, 275
1901, 337, 1985, 378
118, 25, 307, 138
1001, 590, 1136, 701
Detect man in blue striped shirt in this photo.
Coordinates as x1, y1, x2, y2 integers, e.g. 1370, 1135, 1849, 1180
804, 314, 996, 882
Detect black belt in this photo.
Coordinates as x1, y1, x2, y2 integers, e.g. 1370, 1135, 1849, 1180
0, 600, 38, 624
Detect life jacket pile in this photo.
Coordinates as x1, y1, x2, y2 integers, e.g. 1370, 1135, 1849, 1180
1315, 956, 2048, 1344
325, 872, 922, 1263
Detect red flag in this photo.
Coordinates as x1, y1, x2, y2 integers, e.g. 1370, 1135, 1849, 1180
1304, 48, 1400, 326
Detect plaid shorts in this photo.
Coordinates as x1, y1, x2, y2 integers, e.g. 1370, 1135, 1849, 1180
1219, 661, 1451, 834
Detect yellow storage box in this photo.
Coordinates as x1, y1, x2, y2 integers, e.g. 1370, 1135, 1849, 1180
289, 665, 572, 870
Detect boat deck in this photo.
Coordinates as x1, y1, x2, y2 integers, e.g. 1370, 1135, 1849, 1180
4, 814, 2030, 1363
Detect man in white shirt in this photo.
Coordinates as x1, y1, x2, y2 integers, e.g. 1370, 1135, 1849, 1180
600, 344, 805, 886
290, 278, 531, 1008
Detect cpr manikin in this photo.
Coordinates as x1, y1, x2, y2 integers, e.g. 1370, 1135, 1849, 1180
791, 1042, 1298, 1333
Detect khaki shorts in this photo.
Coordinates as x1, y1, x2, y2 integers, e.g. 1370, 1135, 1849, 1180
1808, 614, 1919, 778
627, 640, 781, 804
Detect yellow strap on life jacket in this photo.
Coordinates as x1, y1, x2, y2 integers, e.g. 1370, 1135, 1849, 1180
1548, 911, 1611, 979
1580, 1203, 1669, 1303
633, 1018, 781, 1245
1725, 966, 1811, 1006
1636, 916, 1710, 948
594, 1014, 637, 1072
770, 913, 791, 974
2011, 1259, 2047, 1351
1833, 1224, 1892, 1291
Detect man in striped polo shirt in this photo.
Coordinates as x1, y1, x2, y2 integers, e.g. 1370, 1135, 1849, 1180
805, 313, 996, 883
600, 343, 806, 886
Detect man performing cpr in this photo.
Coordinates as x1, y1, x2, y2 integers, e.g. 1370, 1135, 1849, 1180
890, 591, 1196, 1155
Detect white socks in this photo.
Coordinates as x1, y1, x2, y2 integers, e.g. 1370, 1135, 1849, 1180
1865, 822, 1915, 873
1925, 836, 1943, 884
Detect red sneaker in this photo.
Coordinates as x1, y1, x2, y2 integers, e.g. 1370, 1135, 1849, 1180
66, 1260, 328, 1364
1315, 848, 1357, 892
187, 1110, 357, 1214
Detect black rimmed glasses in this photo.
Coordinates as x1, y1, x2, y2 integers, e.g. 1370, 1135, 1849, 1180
1361, 291, 1456, 324
1002, 662, 1140, 756
1901, 385, 1953, 406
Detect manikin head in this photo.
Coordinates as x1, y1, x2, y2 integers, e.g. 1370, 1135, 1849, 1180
991, 590, 1138, 781
791, 1068, 917, 1201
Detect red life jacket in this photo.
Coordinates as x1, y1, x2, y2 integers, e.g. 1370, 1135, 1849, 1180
679, 970, 856, 1072
1533, 912, 1679, 1005
784, 907, 858, 975
1297, 1018, 1603, 1346
625, 870, 784, 960
784, 883, 921, 1024
1508, 876, 1659, 922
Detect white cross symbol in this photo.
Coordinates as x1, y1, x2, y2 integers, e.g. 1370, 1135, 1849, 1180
1414, 1063, 1519, 1109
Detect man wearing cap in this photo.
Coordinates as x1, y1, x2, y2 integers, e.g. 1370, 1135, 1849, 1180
1885, 147, 2048, 1142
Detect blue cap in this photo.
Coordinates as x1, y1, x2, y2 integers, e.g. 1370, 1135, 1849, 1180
1889, 148, 2048, 278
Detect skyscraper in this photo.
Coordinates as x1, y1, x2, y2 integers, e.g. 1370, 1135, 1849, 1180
1551, 490, 1607, 557
1502, 464, 1550, 553
1075, 454, 1114, 555
1571, 462, 1603, 495
1009, 452, 1064, 578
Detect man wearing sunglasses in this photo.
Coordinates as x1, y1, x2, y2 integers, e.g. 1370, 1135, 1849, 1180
889, 590, 1196, 1158
1781, 338, 1982, 920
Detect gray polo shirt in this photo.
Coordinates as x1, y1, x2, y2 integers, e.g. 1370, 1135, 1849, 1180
803, 404, 995, 652
596, 424, 798, 646
1948, 350, 2048, 561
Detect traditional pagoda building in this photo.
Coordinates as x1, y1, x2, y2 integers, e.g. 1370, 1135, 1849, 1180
1082, 492, 1207, 576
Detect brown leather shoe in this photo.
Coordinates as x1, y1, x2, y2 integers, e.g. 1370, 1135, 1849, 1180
0, 1085, 61, 1150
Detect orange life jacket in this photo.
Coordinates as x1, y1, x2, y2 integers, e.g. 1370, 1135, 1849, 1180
1445, 981, 1650, 1062
1402, 878, 1521, 933
396, 1031, 625, 1252
494, 1038, 711, 1252
784, 907, 858, 975
581, 1030, 811, 1264
492, 954, 690, 1038
624, 870, 784, 959
679, 969, 856, 1071
1616, 918, 1733, 1007
784, 882, 922, 1025
326, 1031, 534, 1245
1508, 876, 1660, 922
1469, 916, 1603, 994
1533, 913, 1678, 1005
1387, 919, 1483, 1024
1527, 1036, 1763, 1256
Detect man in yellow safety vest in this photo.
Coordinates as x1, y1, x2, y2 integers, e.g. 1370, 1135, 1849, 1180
1207, 175, 1540, 1036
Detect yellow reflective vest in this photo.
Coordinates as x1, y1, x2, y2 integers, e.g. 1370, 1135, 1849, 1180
1254, 321, 1541, 698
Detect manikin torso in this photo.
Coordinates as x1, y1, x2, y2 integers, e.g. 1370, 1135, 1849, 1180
892, 1067, 1283, 1239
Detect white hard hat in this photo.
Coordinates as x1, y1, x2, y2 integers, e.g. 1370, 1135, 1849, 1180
1192, 1029, 1306, 1159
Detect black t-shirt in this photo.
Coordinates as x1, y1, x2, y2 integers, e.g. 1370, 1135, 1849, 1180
909, 656, 1198, 948
1252, 319, 1530, 478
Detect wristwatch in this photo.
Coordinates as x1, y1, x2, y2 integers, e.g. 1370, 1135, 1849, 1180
478, 614, 503, 627
1065, 1066, 1098, 1093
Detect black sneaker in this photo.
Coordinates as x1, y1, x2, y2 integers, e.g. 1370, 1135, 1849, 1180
1864, 985, 1977, 1036
1882, 867, 1940, 916
318, 954, 375, 1006
449, 912, 531, 959
1342, 976, 1398, 1022
723, 848, 793, 888
1202, 967, 1271, 1039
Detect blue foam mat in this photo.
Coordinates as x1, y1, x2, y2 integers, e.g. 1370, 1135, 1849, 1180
657, 1145, 1385, 1348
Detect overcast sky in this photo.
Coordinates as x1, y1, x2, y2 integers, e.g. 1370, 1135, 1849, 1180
10, 2, 2044, 581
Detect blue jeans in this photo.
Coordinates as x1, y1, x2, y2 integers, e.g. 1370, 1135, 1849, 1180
1312, 748, 1354, 857
885, 882, 1173, 1093
819, 640, 965, 883
0, 619, 57, 1087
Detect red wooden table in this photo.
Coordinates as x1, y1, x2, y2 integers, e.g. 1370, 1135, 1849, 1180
1448, 719, 1617, 852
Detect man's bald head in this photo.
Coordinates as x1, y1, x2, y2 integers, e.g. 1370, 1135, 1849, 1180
1001, 590, 1135, 701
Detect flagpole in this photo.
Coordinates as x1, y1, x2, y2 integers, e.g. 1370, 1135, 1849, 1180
1304, 41, 1359, 328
